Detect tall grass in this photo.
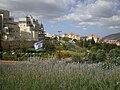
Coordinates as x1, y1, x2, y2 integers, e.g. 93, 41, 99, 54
0, 61, 120, 90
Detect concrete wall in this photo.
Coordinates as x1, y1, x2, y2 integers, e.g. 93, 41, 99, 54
1, 41, 36, 50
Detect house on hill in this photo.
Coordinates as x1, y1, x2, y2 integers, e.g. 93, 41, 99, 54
102, 33, 120, 46
62, 32, 80, 40
104, 39, 120, 46
87, 34, 100, 43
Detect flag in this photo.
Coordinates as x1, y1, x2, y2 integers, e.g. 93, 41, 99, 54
34, 42, 42, 51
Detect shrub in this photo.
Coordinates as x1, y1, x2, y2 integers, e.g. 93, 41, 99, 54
87, 52, 96, 62
2, 52, 17, 60
96, 49, 106, 62
26, 48, 36, 53
62, 37, 72, 42
109, 48, 120, 59
59, 51, 71, 58
1, 62, 120, 90
17, 53, 29, 61
61, 43, 70, 50
106, 48, 120, 66
72, 54, 81, 62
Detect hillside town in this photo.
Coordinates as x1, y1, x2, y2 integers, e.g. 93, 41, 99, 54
0, 1, 120, 89
0, 9, 120, 47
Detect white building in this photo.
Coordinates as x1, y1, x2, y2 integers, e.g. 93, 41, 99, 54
87, 34, 100, 43
0, 9, 20, 41
104, 39, 120, 46
62, 32, 80, 40
45, 33, 59, 38
18, 15, 45, 41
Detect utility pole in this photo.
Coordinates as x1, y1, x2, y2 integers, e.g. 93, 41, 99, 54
0, 15, 3, 59
58, 31, 62, 60
0, 33, 2, 60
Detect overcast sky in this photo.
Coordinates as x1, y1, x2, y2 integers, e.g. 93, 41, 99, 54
0, 0, 120, 37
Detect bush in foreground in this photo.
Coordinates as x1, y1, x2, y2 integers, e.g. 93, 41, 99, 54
72, 54, 81, 62
0, 61, 120, 90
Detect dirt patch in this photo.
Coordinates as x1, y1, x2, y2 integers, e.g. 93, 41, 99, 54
0, 60, 18, 64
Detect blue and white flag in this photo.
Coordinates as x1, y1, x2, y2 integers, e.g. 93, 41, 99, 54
34, 42, 43, 51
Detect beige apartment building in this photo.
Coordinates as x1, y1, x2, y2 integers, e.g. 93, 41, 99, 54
0, 9, 20, 41
18, 15, 45, 41
62, 32, 80, 40
0, 9, 45, 41
87, 34, 100, 43
104, 39, 120, 46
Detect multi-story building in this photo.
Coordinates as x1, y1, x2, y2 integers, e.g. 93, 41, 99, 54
104, 39, 120, 46
0, 9, 45, 41
87, 34, 100, 43
0, 9, 20, 41
62, 32, 80, 40
18, 15, 45, 41
45, 33, 59, 39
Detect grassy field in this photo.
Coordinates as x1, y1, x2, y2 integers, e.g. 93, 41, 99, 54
0, 60, 120, 90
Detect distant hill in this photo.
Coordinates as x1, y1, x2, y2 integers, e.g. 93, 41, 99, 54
102, 33, 120, 41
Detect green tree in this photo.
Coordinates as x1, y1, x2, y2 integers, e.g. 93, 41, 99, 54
73, 39, 77, 43
108, 48, 120, 65
96, 49, 106, 62
61, 43, 70, 50
43, 37, 57, 52
87, 52, 96, 62
109, 48, 120, 59
101, 42, 109, 52
101, 42, 117, 53
78, 39, 84, 47
90, 37, 95, 45
83, 39, 90, 48
62, 37, 71, 42
90, 46, 98, 52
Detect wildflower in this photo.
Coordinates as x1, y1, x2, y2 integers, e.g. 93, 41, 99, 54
12, 52, 15, 55
116, 81, 120, 85
3, 52, 7, 55
25, 53, 28, 56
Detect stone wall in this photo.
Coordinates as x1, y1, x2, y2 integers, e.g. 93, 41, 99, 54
1, 41, 36, 50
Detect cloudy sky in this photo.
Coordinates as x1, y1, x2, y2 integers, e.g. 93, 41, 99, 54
0, 0, 120, 37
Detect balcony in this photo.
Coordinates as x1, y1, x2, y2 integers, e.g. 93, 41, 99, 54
6, 32, 14, 35
5, 28, 14, 35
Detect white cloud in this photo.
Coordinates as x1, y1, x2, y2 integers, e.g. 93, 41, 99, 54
79, 22, 98, 26
55, 0, 120, 30
109, 26, 120, 29
83, 27, 87, 30
89, 0, 118, 17
99, 15, 120, 28
0, 0, 75, 19
0, 0, 120, 30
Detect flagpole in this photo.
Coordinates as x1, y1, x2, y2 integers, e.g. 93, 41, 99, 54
0, 15, 3, 60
